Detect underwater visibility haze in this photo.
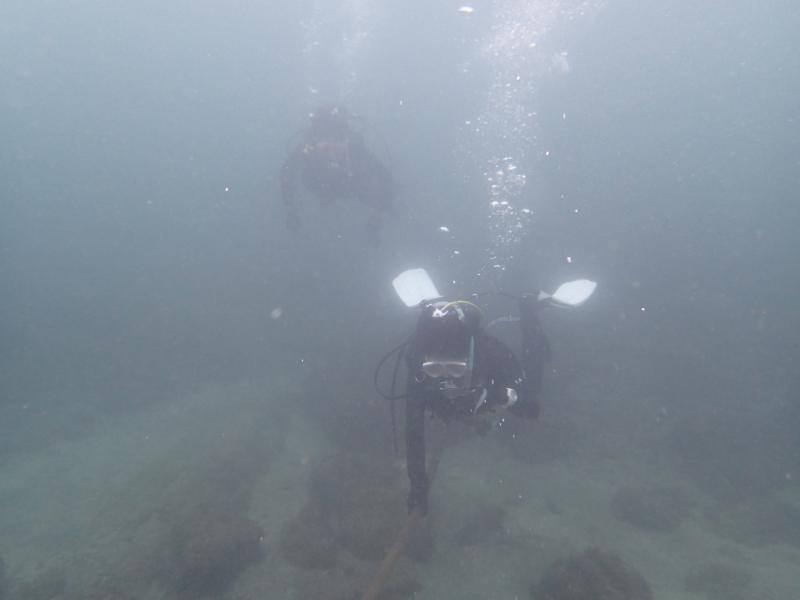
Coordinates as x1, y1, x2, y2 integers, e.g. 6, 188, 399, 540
1, 1, 798, 598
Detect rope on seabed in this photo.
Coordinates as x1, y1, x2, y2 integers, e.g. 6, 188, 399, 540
360, 445, 444, 600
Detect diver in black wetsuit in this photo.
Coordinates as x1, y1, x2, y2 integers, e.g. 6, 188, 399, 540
403, 294, 549, 515
279, 105, 395, 246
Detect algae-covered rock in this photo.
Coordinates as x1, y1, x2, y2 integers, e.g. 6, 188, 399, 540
305, 452, 406, 562
309, 452, 396, 514
610, 484, 694, 532
334, 484, 406, 561
292, 559, 421, 600
684, 562, 751, 600
454, 505, 507, 546
280, 501, 339, 569
711, 497, 800, 548
533, 547, 652, 600
167, 514, 264, 596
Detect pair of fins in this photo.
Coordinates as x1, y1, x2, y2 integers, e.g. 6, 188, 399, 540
392, 267, 597, 310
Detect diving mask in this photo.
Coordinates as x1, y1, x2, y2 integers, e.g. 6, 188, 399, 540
420, 337, 475, 399
421, 359, 469, 379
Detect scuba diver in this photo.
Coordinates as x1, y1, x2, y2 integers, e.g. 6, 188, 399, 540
376, 269, 596, 516
279, 105, 396, 246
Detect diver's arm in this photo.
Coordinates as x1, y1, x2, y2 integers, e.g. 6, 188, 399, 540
405, 387, 429, 515
483, 333, 540, 419
280, 147, 303, 231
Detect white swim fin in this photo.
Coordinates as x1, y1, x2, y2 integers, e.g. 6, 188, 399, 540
392, 268, 442, 307
539, 279, 597, 308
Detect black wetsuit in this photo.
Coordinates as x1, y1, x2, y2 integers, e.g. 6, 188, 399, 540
404, 297, 549, 515
279, 131, 394, 240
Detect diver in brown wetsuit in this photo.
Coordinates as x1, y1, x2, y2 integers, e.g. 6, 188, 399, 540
279, 105, 396, 246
